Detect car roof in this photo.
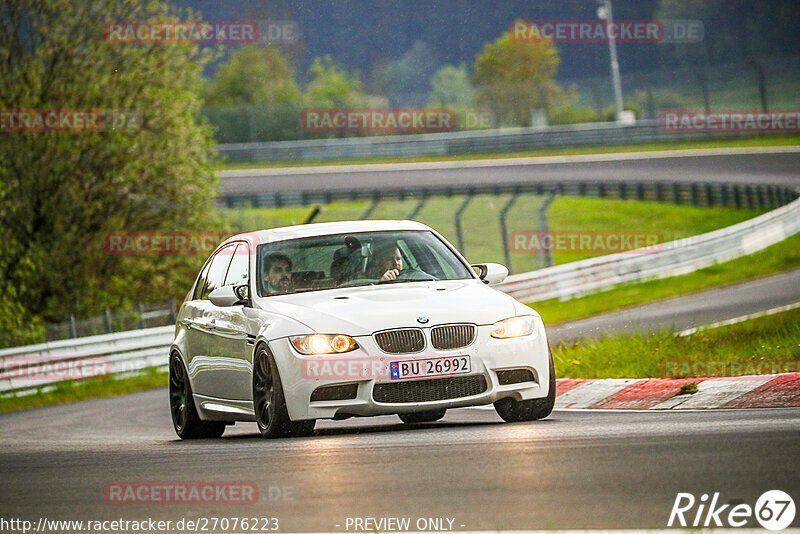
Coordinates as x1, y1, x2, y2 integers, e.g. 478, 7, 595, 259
223, 220, 433, 246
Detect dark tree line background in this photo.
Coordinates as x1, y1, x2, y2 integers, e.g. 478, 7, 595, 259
185, 0, 800, 81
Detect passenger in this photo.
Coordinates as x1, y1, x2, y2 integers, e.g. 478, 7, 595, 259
263, 253, 293, 294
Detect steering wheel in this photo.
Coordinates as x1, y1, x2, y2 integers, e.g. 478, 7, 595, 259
394, 268, 437, 281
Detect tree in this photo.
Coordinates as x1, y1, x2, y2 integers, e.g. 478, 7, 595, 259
201, 45, 301, 142
0, 0, 221, 330
428, 64, 476, 109
428, 64, 486, 130
369, 41, 440, 107
305, 55, 369, 109
472, 33, 562, 127
201, 46, 301, 107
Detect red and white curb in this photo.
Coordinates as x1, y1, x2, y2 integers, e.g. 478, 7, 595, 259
554, 372, 800, 410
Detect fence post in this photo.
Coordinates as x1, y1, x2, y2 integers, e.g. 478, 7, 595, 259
137, 303, 145, 330
104, 308, 113, 334
749, 59, 768, 112
168, 298, 177, 324
303, 206, 321, 224
69, 315, 77, 339
538, 191, 558, 269
408, 196, 428, 220
499, 193, 519, 274
672, 182, 681, 204
360, 197, 380, 219
454, 194, 474, 253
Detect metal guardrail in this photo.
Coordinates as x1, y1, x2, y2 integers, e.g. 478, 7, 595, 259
3, 190, 799, 396
219, 178, 797, 211
0, 326, 174, 394
498, 196, 800, 302
215, 120, 774, 163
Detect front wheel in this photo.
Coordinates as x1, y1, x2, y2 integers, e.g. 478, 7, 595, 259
169, 353, 225, 439
398, 409, 446, 424
253, 344, 316, 438
494, 349, 556, 422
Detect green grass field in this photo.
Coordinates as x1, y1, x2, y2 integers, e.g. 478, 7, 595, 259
551, 307, 800, 379
532, 232, 800, 324
226, 196, 764, 275
218, 134, 800, 170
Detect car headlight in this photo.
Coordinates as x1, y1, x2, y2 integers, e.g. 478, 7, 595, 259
491, 316, 537, 339
290, 334, 359, 355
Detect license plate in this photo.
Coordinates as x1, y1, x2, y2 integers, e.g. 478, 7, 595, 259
390, 356, 471, 380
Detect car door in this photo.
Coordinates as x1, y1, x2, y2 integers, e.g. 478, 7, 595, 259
184, 243, 236, 398
203, 241, 256, 401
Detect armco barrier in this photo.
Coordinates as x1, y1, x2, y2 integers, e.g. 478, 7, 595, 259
2, 195, 799, 395
0, 326, 174, 394
215, 120, 775, 163
497, 196, 800, 302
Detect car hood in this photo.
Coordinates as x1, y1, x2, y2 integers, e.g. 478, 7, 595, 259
257, 280, 520, 336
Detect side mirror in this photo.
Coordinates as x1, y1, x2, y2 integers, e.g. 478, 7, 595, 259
209, 284, 250, 307
471, 263, 509, 285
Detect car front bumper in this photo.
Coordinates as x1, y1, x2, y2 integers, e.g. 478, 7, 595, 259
272, 324, 551, 421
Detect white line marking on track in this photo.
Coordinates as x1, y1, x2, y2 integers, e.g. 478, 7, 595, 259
677, 301, 800, 336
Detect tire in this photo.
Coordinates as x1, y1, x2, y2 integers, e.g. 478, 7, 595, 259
398, 409, 446, 424
253, 344, 316, 438
494, 348, 556, 422
169, 353, 225, 439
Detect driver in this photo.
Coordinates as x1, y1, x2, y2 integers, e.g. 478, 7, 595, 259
371, 243, 403, 281
263, 253, 293, 294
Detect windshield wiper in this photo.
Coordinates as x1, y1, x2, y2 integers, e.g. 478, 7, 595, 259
377, 277, 437, 284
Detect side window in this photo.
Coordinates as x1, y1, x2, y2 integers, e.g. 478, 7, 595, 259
192, 258, 212, 300
224, 243, 249, 287
200, 245, 236, 300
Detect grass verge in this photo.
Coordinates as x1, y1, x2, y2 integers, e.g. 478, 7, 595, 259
531, 232, 800, 324
226, 196, 763, 274
552, 307, 800, 379
218, 134, 800, 170
0, 367, 168, 414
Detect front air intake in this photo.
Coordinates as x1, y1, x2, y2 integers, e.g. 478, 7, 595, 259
310, 383, 359, 402
374, 328, 425, 354
431, 324, 476, 350
496, 368, 536, 386
373, 375, 488, 403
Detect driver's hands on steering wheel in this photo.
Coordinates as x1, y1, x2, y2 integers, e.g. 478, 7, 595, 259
380, 269, 400, 281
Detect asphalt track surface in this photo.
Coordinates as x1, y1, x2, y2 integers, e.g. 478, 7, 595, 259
1, 392, 799, 532
220, 148, 800, 195
2, 150, 800, 532
547, 267, 800, 343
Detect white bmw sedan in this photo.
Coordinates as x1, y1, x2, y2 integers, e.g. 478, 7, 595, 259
169, 220, 554, 439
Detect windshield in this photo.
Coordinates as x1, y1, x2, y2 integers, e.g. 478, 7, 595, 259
256, 230, 473, 296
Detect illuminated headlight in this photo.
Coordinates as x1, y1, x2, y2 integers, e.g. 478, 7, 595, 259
491, 316, 538, 339
290, 334, 359, 355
